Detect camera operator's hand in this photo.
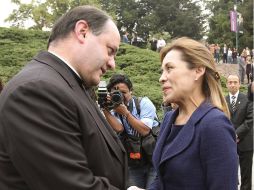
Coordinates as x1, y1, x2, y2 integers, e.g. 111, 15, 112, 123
114, 104, 150, 136
113, 104, 130, 117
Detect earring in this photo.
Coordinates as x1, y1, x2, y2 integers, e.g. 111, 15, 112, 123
195, 78, 198, 81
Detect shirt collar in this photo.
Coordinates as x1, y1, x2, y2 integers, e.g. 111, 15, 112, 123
48, 50, 81, 79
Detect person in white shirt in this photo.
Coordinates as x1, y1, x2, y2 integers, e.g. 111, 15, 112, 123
156, 38, 166, 52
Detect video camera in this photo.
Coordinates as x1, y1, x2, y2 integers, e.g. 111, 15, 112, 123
97, 81, 124, 109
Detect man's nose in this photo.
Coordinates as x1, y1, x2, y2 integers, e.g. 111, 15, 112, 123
107, 57, 116, 70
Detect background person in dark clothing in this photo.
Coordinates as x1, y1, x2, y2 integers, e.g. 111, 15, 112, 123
149, 38, 157, 51
226, 75, 253, 190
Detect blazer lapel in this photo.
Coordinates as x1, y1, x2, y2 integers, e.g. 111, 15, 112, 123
157, 102, 215, 167
34, 51, 126, 166
153, 110, 177, 169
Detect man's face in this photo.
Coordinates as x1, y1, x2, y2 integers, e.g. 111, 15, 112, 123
227, 75, 240, 95
78, 20, 120, 87
111, 83, 132, 105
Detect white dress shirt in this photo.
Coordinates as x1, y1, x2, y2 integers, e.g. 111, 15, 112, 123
48, 50, 81, 79
229, 91, 239, 104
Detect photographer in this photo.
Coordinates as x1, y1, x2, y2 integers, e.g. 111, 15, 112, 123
101, 74, 159, 189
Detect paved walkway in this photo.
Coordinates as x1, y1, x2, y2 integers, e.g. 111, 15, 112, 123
216, 63, 249, 84
216, 63, 239, 77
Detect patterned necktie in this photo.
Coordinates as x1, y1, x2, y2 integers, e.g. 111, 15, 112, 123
231, 96, 236, 112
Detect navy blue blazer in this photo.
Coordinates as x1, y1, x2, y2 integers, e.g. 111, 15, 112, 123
149, 102, 238, 190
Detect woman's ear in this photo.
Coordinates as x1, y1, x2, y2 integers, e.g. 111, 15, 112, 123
195, 66, 206, 81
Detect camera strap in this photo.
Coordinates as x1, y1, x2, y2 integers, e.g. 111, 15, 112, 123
118, 97, 141, 137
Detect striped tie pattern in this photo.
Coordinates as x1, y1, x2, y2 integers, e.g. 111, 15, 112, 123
231, 96, 236, 112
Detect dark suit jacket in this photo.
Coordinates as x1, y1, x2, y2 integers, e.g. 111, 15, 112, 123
226, 93, 253, 151
0, 51, 127, 190
149, 102, 238, 190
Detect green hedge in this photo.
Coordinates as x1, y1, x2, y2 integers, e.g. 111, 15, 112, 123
0, 27, 247, 119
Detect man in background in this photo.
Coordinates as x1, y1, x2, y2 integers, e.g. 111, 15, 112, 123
0, 5, 127, 190
238, 53, 246, 84
102, 74, 159, 189
226, 74, 253, 190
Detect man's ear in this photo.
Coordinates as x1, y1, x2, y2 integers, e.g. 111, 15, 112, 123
195, 66, 206, 81
74, 20, 89, 43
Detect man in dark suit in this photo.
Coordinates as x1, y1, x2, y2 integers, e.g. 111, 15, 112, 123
226, 74, 253, 190
0, 6, 127, 190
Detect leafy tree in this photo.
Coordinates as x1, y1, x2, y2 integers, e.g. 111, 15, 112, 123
6, 0, 100, 30
0, 27, 248, 118
237, 0, 253, 50
205, 0, 253, 50
6, 0, 206, 41
100, 0, 159, 40
101, 0, 205, 41
153, 0, 205, 39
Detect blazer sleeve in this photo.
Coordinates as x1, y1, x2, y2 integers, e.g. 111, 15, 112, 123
148, 175, 161, 190
235, 100, 253, 140
2, 80, 119, 190
199, 112, 238, 190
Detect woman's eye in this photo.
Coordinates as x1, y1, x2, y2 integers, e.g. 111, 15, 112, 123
167, 66, 173, 72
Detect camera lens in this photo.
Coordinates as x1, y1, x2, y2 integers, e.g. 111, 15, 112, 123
111, 91, 123, 104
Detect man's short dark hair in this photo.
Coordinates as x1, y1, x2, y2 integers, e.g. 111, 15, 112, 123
107, 74, 133, 91
47, 5, 111, 48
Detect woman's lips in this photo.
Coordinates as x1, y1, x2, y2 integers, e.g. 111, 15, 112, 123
162, 86, 172, 93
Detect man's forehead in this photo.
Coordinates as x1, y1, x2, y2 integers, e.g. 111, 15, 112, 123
227, 75, 239, 82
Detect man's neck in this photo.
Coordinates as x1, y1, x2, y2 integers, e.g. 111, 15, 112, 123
48, 50, 81, 79
229, 91, 239, 96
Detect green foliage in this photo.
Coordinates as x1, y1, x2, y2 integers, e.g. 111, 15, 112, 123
7, 0, 205, 41
0, 27, 248, 119
102, 43, 163, 115
206, 0, 253, 50
6, 0, 101, 30
0, 27, 48, 82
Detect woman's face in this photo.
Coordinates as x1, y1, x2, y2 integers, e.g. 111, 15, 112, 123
159, 49, 197, 105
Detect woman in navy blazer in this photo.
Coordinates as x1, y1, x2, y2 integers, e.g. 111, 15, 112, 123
149, 37, 238, 190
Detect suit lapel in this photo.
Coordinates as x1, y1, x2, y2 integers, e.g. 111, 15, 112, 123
156, 102, 215, 167
226, 95, 235, 114
226, 94, 243, 114
34, 51, 126, 166
83, 89, 126, 165
234, 93, 243, 112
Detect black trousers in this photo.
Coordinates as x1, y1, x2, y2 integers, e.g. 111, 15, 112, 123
238, 150, 253, 190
